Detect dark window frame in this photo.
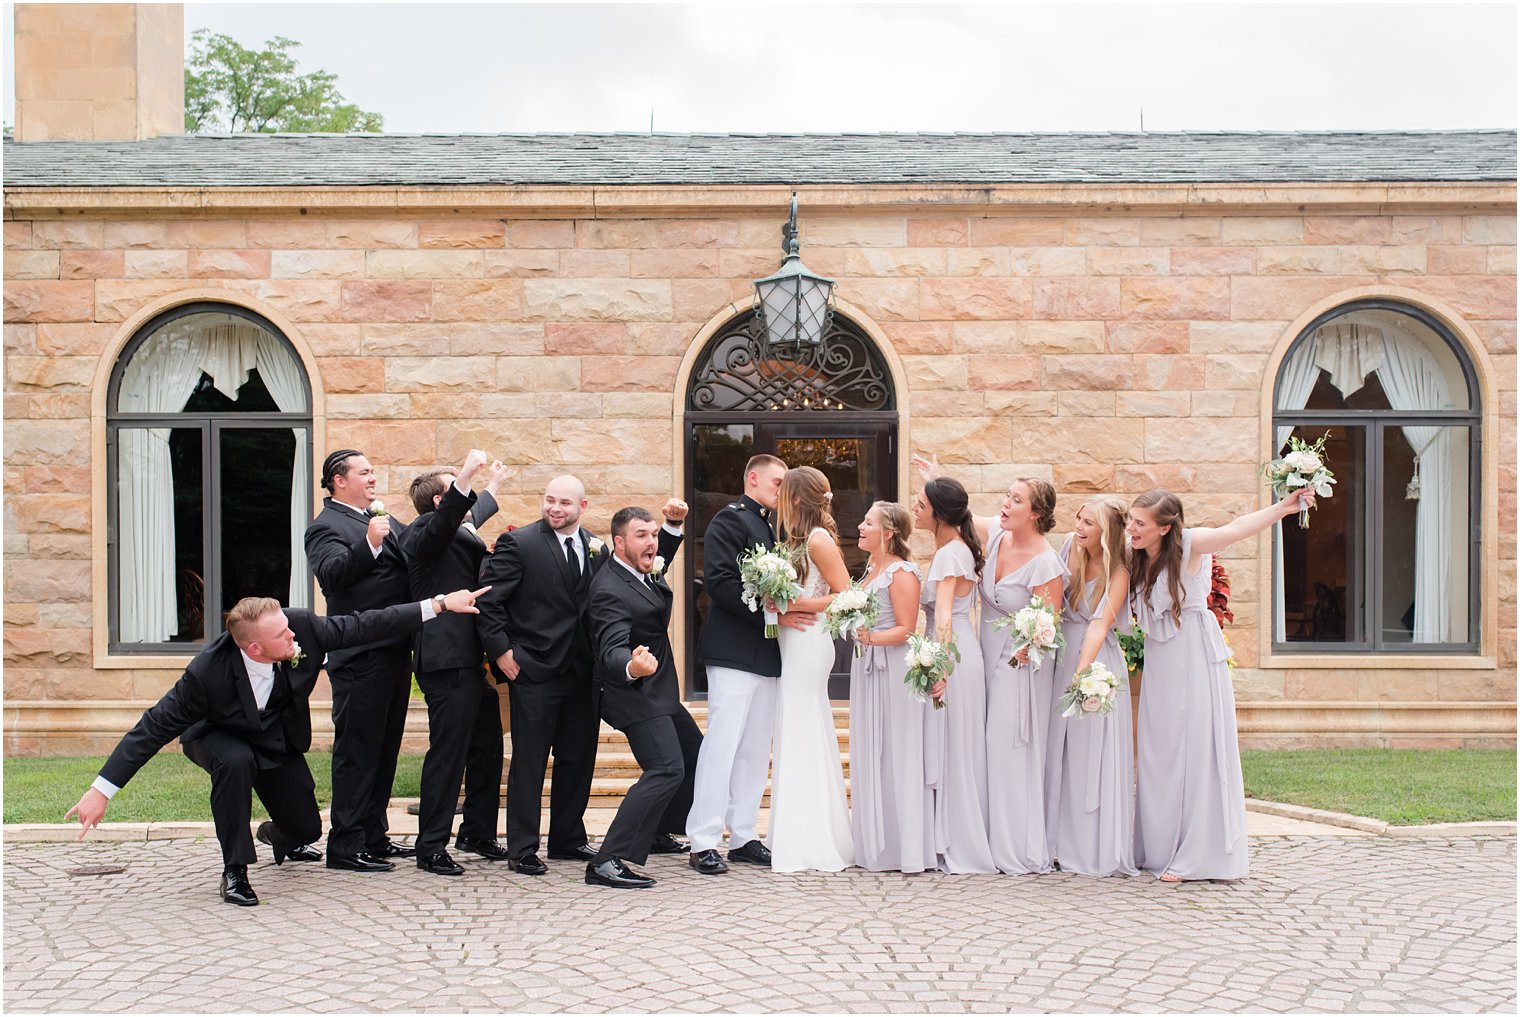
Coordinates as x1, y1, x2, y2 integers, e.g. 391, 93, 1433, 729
1270, 298, 1482, 655
105, 302, 314, 654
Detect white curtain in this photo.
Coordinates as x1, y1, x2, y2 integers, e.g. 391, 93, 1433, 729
1272, 335, 1326, 642
1271, 322, 1455, 645
116, 319, 311, 641
1375, 333, 1453, 642
116, 330, 211, 643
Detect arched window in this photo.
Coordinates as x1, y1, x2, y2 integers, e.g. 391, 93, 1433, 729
684, 311, 898, 698
1272, 299, 1480, 652
107, 303, 313, 652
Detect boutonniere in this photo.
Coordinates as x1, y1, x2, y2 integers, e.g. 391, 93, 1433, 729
588, 536, 605, 556
290, 640, 306, 668
650, 556, 666, 582
368, 500, 387, 518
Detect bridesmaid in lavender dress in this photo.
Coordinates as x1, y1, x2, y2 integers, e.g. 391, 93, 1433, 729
977, 477, 1064, 875
849, 501, 936, 874
1127, 486, 1315, 881
1045, 496, 1138, 877
911, 477, 996, 874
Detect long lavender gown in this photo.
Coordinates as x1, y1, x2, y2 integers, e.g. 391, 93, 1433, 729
1044, 535, 1138, 877
849, 560, 937, 873
1133, 528, 1249, 880
922, 540, 995, 874
979, 527, 1064, 875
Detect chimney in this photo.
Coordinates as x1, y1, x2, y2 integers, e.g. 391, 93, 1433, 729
13, 3, 184, 141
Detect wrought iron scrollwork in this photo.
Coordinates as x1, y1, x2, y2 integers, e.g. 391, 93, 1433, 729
687, 316, 894, 412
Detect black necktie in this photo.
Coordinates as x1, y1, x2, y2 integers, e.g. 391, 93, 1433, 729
565, 536, 580, 577
645, 574, 657, 591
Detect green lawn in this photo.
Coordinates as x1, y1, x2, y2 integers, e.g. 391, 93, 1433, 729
2, 753, 425, 825
5, 749, 1514, 827
1241, 749, 1516, 825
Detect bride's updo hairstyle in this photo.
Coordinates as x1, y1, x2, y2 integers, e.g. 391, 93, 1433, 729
778, 466, 838, 583
924, 476, 985, 579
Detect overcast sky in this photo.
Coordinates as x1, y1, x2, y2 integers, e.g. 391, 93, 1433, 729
4, 2, 1516, 133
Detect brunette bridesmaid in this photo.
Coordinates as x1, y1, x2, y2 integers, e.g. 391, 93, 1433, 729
1045, 496, 1138, 877
977, 477, 1065, 875
849, 502, 935, 873
911, 477, 996, 874
1128, 486, 1314, 881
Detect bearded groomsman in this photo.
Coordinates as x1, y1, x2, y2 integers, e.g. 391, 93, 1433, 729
584, 506, 700, 888
403, 450, 511, 876
476, 476, 686, 875
304, 449, 419, 872
65, 587, 491, 906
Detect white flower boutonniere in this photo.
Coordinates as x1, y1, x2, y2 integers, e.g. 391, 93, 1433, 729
290, 640, 305, 668
588, 536, 605, 556
649, 555, 666, 582
368, 500, 387, 518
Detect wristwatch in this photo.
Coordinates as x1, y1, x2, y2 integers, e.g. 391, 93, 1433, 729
432, 593, 448, 614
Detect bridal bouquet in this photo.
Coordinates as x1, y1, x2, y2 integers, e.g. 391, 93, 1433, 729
903, 633, 956, 710
738, 544, 805, 638
992, 594, 1064, 668
1056, 661, 1126, 719
1262, 431, 1337, 529
825, 584, 880, 658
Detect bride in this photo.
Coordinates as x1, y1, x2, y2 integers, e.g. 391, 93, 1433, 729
766, 466, 855, 872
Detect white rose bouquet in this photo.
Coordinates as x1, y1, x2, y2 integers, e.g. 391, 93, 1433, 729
738, 544, 805, 638
1056, 661, 1126, 719
1262, 431, 1337, 529
992, 593, 1064, 668
903, 632, 957, 710
824, 583, 880, 658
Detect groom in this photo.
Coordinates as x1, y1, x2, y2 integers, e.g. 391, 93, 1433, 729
685, 453, 815, 875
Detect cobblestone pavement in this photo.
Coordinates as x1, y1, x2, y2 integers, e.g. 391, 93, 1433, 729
4, 836, 1513, 1013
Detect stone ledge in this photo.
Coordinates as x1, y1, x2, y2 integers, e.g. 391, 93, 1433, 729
1383, 821, 1518, 838
1244, 797, 1388, 834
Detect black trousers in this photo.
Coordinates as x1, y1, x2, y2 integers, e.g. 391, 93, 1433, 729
326, 645, 412, 856
505, 674, 599, 858
183, 729, 321, 867
595, 708, 702, 867
416, 665, 503, 854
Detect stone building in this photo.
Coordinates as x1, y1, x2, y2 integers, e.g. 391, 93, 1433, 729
3, 4, 1515, 755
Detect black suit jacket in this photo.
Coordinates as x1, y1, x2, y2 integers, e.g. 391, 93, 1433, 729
304, 498, 413, 666
99, 604, 424, 789
476, 519, 681, 684
697, 495, 782, 678
588, 541, 685, 731
402, 484, 498, 673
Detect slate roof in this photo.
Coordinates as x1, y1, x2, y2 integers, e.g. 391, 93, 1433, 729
3, 131, 1515, 188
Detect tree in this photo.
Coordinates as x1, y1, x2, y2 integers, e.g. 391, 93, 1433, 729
184, 29, 384, 134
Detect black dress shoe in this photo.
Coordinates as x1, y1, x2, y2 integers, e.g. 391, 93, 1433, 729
417, 850, 465, 876
728, 839, 772, 866
256, 821, 320, 865
689, 848, 728, 875
648, 833, 690, 854
370, 839, 416, 859
507, 853, 548, 875
219, 866, 259, 906
326, 851, 395, 873
585, 858, 655, 888
547, 843, 598, 862
454, 836, 510, 861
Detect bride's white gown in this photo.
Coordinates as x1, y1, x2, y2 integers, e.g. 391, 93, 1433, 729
767, 530, 855, 872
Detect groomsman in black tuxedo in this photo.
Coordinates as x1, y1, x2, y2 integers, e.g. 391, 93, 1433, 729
404, 449, 512, 876
304, 449, 419, 872
476, 477, 687, 875
585, 506, 701, 888
65, 588, 490, 906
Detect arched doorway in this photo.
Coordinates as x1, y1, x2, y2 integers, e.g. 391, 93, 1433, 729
684, 311, 898, 699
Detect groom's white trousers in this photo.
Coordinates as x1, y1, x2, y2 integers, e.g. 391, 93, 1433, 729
687, 666, 777, 852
